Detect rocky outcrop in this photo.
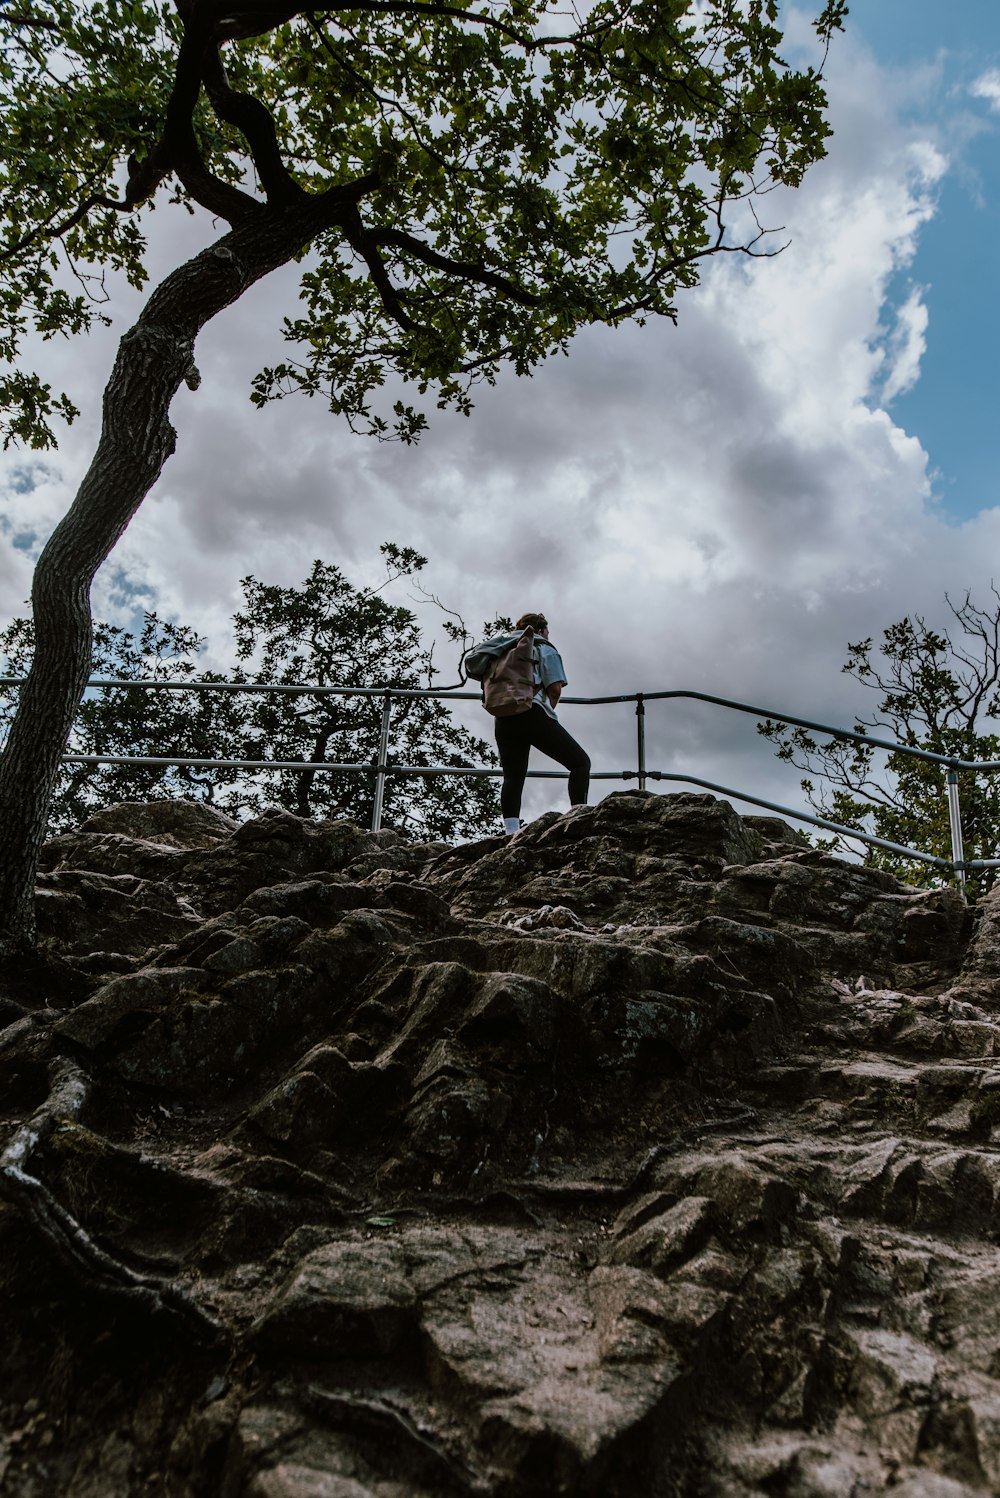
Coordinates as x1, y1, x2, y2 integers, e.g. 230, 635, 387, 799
2, 790, 999, 1497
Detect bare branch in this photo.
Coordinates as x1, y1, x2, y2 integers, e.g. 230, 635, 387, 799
410, 578, 473, 687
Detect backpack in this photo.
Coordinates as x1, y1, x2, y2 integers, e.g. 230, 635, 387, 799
482, 627, 537, 717
464, 628, 540, 717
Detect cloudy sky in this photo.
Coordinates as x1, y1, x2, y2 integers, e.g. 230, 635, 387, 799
3, 0, 1000, 833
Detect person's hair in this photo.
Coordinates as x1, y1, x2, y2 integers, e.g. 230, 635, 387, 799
516, 612, 548, 632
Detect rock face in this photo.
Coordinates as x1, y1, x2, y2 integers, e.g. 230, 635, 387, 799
4, 790, 1000, 1496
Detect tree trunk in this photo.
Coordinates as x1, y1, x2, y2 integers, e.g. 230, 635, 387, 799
0, 203, 338, 952
295, 719, 336, 818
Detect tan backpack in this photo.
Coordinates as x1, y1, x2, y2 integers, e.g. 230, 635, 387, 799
482, 627, 537, 717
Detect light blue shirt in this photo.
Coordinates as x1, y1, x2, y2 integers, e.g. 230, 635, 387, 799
533, 640, 567, 718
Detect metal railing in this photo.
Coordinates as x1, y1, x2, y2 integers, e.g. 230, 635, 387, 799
2, 676, 997, 887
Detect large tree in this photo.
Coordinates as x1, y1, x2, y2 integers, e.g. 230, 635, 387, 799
0, 550, 500, 839
759, 592, 1000, 897
0, 0, 844, 947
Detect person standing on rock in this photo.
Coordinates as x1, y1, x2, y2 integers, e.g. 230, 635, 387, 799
466, 612, 590, 836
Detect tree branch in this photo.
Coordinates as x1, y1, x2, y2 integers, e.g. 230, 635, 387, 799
200, 39, 306, 206
370, 227, 542, 306
125, 0, 263, 224
0, 7, 60, 29
343, 214, 420, 330
602, 211, 784, 324
0, 188, 129, 266
215, 0, 532, 48
317, 169, 382, 210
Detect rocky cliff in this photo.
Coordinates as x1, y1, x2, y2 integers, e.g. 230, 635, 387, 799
3, 790, 1000, 1497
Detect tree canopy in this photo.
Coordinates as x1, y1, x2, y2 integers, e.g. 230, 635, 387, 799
0, 551, 501, 839
759, 592, 1000, 897
2, 0, 845, 448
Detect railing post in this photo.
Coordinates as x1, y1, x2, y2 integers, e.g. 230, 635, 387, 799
636, 693, 646, 791
371, 693, 392, 832
946, 766, 966, 892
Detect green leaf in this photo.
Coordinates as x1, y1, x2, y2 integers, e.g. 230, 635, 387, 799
0, 0, 837, 446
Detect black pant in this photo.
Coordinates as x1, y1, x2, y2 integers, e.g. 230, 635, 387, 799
495, 705, 591, 818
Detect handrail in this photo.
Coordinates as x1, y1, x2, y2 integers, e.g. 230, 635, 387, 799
2, 674, 993, 881
1, 676, 992, 771
610, 689, 1000, 773
54, 753, 963, 873
0, 678, 486, 700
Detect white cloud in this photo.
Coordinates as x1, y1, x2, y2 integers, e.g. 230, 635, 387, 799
881, 287, 930, 404
971, 68, 1000, 112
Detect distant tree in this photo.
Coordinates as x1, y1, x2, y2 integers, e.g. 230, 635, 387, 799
0, 611, 237, 830
225, 552, 499, 838
0, 547, 499, 840
758, 591, 1000, 896
0, 0, 845, 947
